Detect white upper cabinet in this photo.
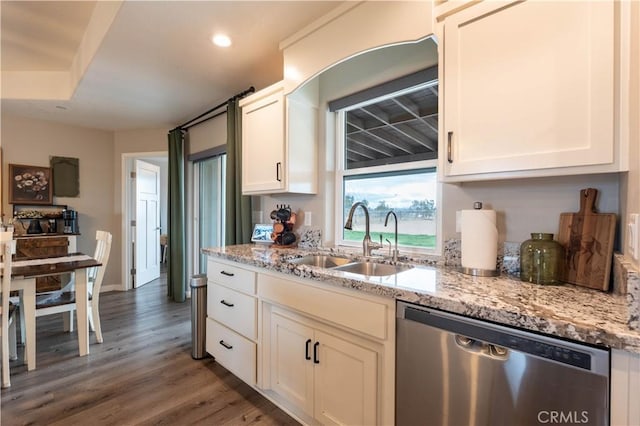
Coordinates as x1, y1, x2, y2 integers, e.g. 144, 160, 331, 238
240, 80, 317, 195
240, 83, 285, 194
439, 0, 627, 181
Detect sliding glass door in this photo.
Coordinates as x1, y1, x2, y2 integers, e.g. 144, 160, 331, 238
195, 154, 226, 273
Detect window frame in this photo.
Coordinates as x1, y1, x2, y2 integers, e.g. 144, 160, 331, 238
333, 94, 442, 256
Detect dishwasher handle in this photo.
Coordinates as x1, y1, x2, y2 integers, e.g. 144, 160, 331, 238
455, 334, 510, 360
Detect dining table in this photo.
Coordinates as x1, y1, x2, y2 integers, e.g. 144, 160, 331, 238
10, 252, 102, 371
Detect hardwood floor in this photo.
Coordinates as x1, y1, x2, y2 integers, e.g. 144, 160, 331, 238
2, 270, 299, 426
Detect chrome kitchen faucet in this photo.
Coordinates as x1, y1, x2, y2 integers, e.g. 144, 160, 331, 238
344, 202, 382, 257
384, 210, 399, 262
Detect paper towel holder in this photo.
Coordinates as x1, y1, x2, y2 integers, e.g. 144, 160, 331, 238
459, 266, 499, 277
459, 200, 499, 277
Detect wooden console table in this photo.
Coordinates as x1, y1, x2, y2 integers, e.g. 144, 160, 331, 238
14, 235, 78, 292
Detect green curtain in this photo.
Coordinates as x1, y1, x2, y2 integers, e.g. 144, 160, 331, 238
167, 128, 187, 302
225, 99, 253, 245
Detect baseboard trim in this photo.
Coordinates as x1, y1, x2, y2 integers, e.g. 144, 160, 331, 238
101, 284, 123, 292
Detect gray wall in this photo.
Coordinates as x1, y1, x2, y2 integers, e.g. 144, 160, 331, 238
1, 113, 119, 285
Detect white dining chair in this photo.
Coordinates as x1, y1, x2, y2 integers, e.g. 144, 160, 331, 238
1, 231, 18, 388
34, 230, 112, 343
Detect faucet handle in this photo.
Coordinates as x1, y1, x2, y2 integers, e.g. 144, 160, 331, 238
371, 242, 383, 250
369, 236, 383, 251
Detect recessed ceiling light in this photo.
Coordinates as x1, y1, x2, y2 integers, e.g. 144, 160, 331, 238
212, 34, 231, 47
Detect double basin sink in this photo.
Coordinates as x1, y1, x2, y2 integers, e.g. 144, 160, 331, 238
290, 254, 412, 277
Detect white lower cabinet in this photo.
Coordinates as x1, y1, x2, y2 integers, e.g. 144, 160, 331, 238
267, 307, 378, 425
611, 349, 640, 425
206, 259, 258, 386
269, 309, 315, 417
257, 269, 395, 425
313, 329, 377, 426
205, 258, 395, 425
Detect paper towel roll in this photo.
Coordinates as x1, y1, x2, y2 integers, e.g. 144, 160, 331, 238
460, 209, 498, 271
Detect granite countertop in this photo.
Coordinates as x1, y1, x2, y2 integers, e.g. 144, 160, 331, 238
203, 244, 640, 354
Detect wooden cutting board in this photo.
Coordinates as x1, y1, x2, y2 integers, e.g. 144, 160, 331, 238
557, 188, 616, 291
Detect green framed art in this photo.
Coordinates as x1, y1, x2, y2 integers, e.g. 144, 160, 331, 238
50, 156, 79, 197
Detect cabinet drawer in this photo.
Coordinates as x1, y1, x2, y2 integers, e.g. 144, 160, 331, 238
206, 318, 256, 386
208, 283, 257, 340
259, 274, 388, 340
207, 259, 256, 295
15, 237, 68, 259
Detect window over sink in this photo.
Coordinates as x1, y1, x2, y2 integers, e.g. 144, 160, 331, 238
332, 66, 439, 253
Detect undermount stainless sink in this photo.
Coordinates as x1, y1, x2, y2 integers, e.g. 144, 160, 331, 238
290, 254, 352, 268
333, 261, 413, 277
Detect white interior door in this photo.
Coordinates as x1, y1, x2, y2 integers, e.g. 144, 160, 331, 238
135, 160, 161, 287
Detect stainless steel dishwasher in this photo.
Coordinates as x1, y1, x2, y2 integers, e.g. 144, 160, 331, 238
396, 301, 610, 426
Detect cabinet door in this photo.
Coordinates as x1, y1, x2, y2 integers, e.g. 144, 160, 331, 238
242, 88, 286, 193
269, 310, 314, 418
313, 330, 378, 426
443, 0, 614, 177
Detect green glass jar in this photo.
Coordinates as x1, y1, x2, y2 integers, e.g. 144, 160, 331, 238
520, 233, 563, 285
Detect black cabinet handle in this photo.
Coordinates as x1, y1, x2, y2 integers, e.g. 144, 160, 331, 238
220, 300, 234, 307
313, 341, 320, 364
305, 339, 312, 361
220, 270, 234, 277
447, 131, 453, 164
219, 340, 233, 350
276, 162, 282, 182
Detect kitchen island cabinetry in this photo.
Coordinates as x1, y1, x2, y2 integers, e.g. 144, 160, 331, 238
438, 0, 628, 181
239, 80, 317, 195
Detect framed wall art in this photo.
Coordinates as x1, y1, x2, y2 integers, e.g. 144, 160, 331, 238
8, 164, 53, 205
51, 156, 79, 197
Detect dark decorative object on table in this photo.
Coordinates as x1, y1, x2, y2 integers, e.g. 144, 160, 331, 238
26, 219, 43, 234
270, 204, 297, 247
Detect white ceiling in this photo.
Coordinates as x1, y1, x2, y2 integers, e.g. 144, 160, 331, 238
0, 1, 342, 131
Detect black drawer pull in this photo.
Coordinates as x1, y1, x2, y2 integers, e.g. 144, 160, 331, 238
219, 340, 233, 350
313, 341, 320, 364
220, 270, 235, 277
220, 300, 234, 307
305, 339, 312, 361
